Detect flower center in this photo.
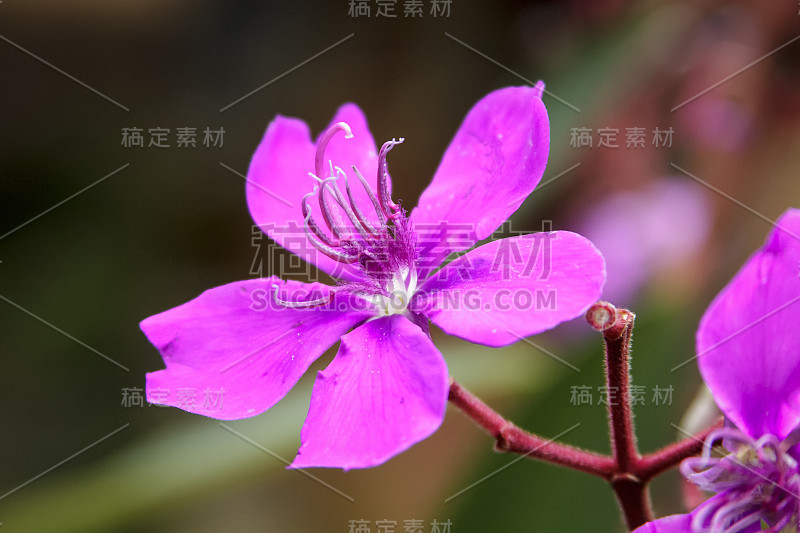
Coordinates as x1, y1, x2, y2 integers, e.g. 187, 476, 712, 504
682, 428, 800, 532
358, 266, 419, 318
273, 122, 418, 315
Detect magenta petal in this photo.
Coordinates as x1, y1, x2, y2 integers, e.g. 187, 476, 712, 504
290, 315, 449, 470
410, 85, 550, 262
697, 208, 800, 440
411, 232, 605, 347
631, 515, 692, 533
142, 278, 372, 420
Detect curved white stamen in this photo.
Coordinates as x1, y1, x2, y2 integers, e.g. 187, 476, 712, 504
378, 138, 403, 219
756, 434, 785, 470
711, 498, 759, 531
691, 497, 724, 532
318, 176, 347, 237
302, 188, 340, 247
315, 122, 352, 182
302, 204, 358, 264
352, 165, 387, 226
329, 166, 376, 240
343, 170, 379, 236
271, 284, 333, 309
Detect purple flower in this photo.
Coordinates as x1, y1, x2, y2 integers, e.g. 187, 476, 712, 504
575, 178, 711, 307
634, 208, 800, 532
141, 84, 606, 469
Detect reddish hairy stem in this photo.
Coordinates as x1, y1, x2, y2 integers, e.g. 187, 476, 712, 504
588, 302, 652, 528
449, 302, 721, 531
612, 475, 652, 530
637, 418, 723, 481
448, 380, 615, 478
594, 303, 638, 473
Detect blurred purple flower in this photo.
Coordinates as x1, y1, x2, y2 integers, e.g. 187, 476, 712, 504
577, 179, 710, 307
635, 208, 800, 532
677, 97, 754, 152
141, 84, 606, 469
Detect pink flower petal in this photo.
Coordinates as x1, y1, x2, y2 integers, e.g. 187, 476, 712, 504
290, 315, 449, 470
410, 85, 550, 266
245, 104, 382, 281
411, 232, 605, 347
697, 208, 800, 440
142, 278, 372, 420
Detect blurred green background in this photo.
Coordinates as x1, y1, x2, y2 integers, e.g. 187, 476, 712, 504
1, 1, 799, 531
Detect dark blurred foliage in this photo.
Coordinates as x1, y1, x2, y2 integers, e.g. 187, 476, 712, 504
0, 1, 798, 531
